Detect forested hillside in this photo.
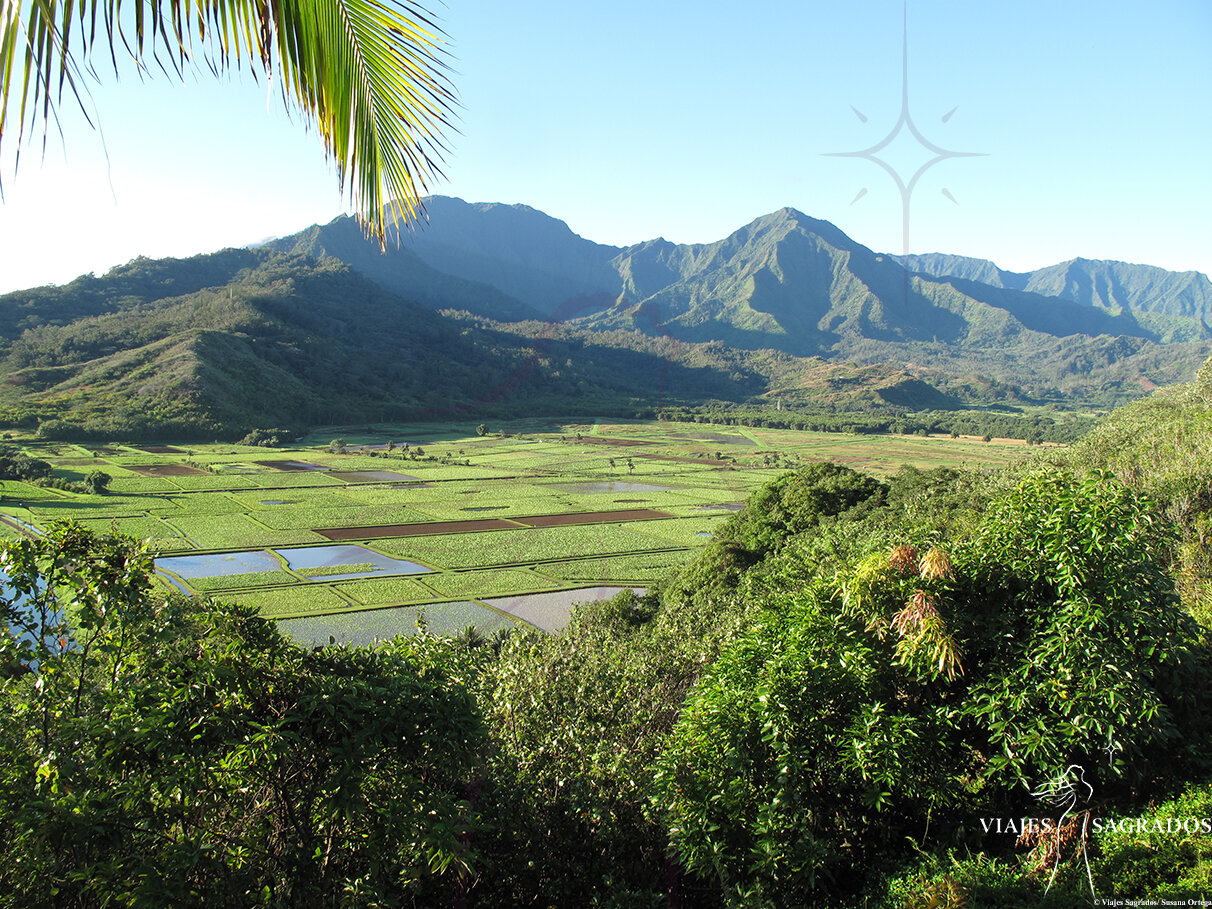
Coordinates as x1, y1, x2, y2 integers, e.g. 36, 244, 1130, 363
905, 253, 1212, 325
4, 196, 1212, 442
0, 252, 775, 439
3, 355, 1211, 906
0, 246, 1113, 444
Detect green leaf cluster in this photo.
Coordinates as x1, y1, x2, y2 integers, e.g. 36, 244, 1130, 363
653, 470, 1212, 906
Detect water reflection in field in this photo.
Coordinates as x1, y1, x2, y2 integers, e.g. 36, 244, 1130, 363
480, 586, 645, 633
279, 545, 430, 581
157, 550, 280, 578
275, 586, 646, 646
156, 543, 432, 591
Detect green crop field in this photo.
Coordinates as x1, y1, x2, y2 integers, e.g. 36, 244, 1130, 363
0, 418, 1031, 637
329, 576, 438, 607
374, 523, 683, 570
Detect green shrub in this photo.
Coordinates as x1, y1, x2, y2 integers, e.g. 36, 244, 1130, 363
0, 525, 485, 906
654, 470, 1212, 907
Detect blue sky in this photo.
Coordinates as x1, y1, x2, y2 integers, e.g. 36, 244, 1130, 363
1, 0, 1209, 293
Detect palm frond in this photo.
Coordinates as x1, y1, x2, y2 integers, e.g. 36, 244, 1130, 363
0, 0, 455, 242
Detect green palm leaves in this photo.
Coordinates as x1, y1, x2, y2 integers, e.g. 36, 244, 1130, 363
0, 0, 455, 243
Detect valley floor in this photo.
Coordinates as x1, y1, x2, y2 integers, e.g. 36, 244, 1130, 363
0, 418, 1030, 642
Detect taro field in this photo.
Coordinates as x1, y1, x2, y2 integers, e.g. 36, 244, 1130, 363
0, 419, 1030, 643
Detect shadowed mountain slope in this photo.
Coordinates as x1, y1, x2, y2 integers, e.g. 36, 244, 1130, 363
0, 251, 774, 438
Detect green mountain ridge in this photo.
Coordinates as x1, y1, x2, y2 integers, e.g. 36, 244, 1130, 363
2, 197, 1210, 437
581, 207, 1184, 359
904, 251, 1212, 322
271, 198, 1210, 373
270, 196, 623, 317
0, 252, 789, 437
263, 214, 545, 322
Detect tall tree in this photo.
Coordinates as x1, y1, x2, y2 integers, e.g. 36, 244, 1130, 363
0, 0, 454, 242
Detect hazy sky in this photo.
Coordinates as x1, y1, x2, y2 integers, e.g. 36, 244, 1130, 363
1, 0, 1209, 293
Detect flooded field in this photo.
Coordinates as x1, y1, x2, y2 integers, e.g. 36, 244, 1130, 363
280, 544, 431, 581
276, 585, 642, 644
479, 586, 644, 633
157, 544, 433, 588
158, 550, 280, 578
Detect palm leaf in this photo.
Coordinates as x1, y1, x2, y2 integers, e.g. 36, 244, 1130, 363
0, 0, 455, 243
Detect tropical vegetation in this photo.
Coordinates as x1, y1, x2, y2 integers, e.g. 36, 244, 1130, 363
0, 0, 454, 240
5, 2, 1209, 904
1, 353, 1210, 905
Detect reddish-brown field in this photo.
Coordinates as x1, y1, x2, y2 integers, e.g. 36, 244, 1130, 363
314, 508, 674, 540
316, 518, 520, 540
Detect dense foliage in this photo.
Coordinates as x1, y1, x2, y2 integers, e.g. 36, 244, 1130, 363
655, 470, 1209, 905
1058, 355, 1212, 623
3, 355, 1212, 905
0, 446, 51, 481
0, 526, 484, 907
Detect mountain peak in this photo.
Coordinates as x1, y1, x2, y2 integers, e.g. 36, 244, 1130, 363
418, 195, 616, 251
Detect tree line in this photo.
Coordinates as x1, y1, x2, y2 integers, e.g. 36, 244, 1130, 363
660, 404, 1094, 443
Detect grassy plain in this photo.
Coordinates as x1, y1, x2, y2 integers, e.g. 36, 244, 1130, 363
0, 419, 1033, 638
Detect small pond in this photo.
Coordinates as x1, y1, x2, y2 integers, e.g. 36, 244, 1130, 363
278, 544, 431, 581
157, 550, 281, 578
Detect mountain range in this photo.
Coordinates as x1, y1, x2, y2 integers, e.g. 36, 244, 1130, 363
271, 196, 1212, 346
269, 195, 1212, 397
902, 252, 1212, 323
1, 196, 1209, 438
